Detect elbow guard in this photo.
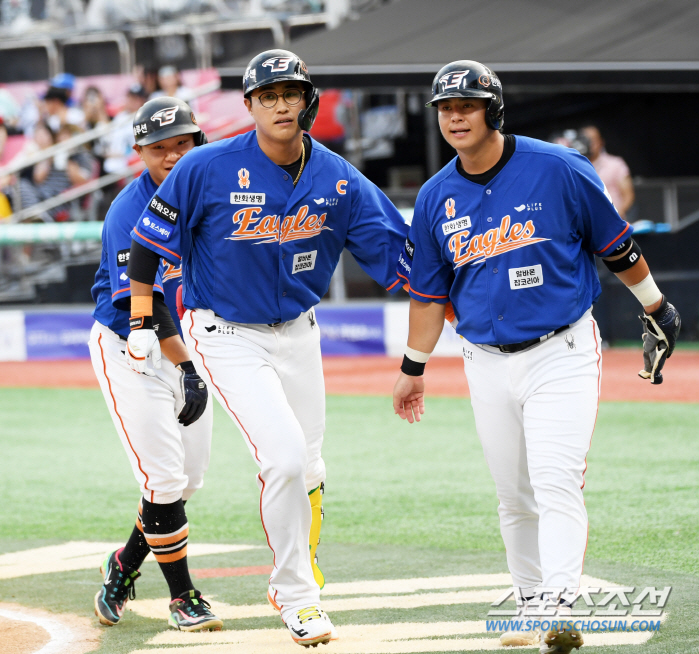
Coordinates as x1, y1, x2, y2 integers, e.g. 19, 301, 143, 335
603, 237, 642, 273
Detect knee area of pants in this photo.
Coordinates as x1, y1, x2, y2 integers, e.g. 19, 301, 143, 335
265, 456, 307, 484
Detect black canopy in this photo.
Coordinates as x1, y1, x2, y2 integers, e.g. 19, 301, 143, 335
221, 0, 699, 91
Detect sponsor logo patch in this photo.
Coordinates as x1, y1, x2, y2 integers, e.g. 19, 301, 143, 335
117, 248, 130, 286
150, 105, 179, 126
514, 202, 543, 212
508, 264, 544, 290
149, 195, 179, 225
116, 248, 130, 266
238, 168, 250, 189
463, 348, 473, 361
442, 216, 471, 235
292, 250, 317, 274
231, 192, 265, 205
141, 215, 173, 242
404, 236, 415, 260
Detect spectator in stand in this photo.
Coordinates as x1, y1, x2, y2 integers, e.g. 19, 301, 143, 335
150, 65, 194, 103
102, 83, 147, 174
43, 74, 85, 134
582, 125, 635, 218
17, 122, 95, 221
0, 119, 12, 219
82, 86, 112, 174
135, 65, 160, 98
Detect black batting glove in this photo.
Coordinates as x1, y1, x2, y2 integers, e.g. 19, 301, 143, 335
638, 297, 681, 384
177, 360, 208, 426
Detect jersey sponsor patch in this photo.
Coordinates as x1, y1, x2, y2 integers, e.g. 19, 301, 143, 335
509, 264, 543, 290
231, 192, 265, 205
148, 195, 179, 225
404, 236, 415, 260
116, 249, 130, 286
292, 250, 317, 274
442, 216, 471, 235
141, 215, 174, 242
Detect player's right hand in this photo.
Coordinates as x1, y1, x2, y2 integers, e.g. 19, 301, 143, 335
126, 316, 161, 376
638, 298, 681, 384
393, 372, 425, 424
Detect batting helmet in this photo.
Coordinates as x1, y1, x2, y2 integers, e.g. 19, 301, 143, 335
242, 49, 320, 132
427, 60, 504, 131
133, 97, 207, 147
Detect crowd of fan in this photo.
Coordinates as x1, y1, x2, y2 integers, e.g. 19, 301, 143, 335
0, 66, 193, 223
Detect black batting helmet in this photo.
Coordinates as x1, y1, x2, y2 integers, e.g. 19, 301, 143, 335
243, 49, 319, 132
133, 97, 207, 147
427, 60, 504, 131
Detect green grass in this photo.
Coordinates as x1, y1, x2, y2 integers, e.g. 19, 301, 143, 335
1, 388, 698, 652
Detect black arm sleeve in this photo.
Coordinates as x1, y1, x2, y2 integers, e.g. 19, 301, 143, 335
127, 239, 161, 284
153, 294, 180, 341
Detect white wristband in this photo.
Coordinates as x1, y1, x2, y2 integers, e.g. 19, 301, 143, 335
405, 346, 431, 363
628, 273, 662, 307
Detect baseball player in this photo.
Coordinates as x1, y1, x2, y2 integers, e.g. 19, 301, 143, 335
123, 49, 408, 647
392, 61, 680, 654
89, 97, 222, 632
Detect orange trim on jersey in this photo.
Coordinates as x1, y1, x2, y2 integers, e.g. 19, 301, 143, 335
386, 279, 400, 291
187, 311, 277, 569
153, 547, 188, 563
97, 333, 150, 490
594, 223, 630, 255
409, 286, 449, 300
133, 228, 182, 261
112, 288, 130, 298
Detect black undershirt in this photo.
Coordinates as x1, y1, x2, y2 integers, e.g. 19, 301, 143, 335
456, 134, 516, 185
279, 134, 312, 182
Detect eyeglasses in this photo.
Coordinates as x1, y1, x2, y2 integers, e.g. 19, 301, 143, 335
254, 88, 303, 109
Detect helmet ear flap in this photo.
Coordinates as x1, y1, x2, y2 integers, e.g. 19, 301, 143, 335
298, 87, 319, 132
194, 130, 208, 146
486, 98, 504, 131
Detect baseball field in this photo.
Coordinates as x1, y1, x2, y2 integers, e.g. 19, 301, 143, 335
1, 352, 698, 654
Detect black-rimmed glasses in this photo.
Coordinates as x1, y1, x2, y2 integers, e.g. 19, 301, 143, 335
254, 88, 303, 109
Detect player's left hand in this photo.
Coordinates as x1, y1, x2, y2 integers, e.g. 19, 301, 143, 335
638, 297, 681, 384
177, 360, 208, 426
393, 372, 425, 423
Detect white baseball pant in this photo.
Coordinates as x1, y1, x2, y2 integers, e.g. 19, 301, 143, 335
461, 308, 601, 597
182, 308, 326, 615
88, 321, 213, 504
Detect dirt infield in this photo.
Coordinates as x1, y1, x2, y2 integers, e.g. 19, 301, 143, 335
1, 350, 697, 401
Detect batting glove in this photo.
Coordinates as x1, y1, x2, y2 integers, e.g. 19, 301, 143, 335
126, 315, 161, 376
638, 297, 681, 384
177, 360, 208, 426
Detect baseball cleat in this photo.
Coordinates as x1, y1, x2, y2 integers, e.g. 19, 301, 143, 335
541, 623, 584, 653
284, 605, 334, 647
168, 590, 223, 632
94, 549, 141, 626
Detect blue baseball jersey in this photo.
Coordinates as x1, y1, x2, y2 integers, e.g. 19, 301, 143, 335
92, 171, 181, 338
400, 135, 631, 345
131, 131, 407, 324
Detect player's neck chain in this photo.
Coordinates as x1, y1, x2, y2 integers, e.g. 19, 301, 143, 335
293, 141, 305, 186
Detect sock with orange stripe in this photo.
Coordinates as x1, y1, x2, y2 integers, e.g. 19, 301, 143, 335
118, 500, 151, 572
141, 497, 195, 599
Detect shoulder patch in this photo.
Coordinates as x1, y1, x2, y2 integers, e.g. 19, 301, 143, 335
148, 195, 179, 225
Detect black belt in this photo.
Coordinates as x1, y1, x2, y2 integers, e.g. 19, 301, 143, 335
214, 312, 281, 327
495, 325, 570, 354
